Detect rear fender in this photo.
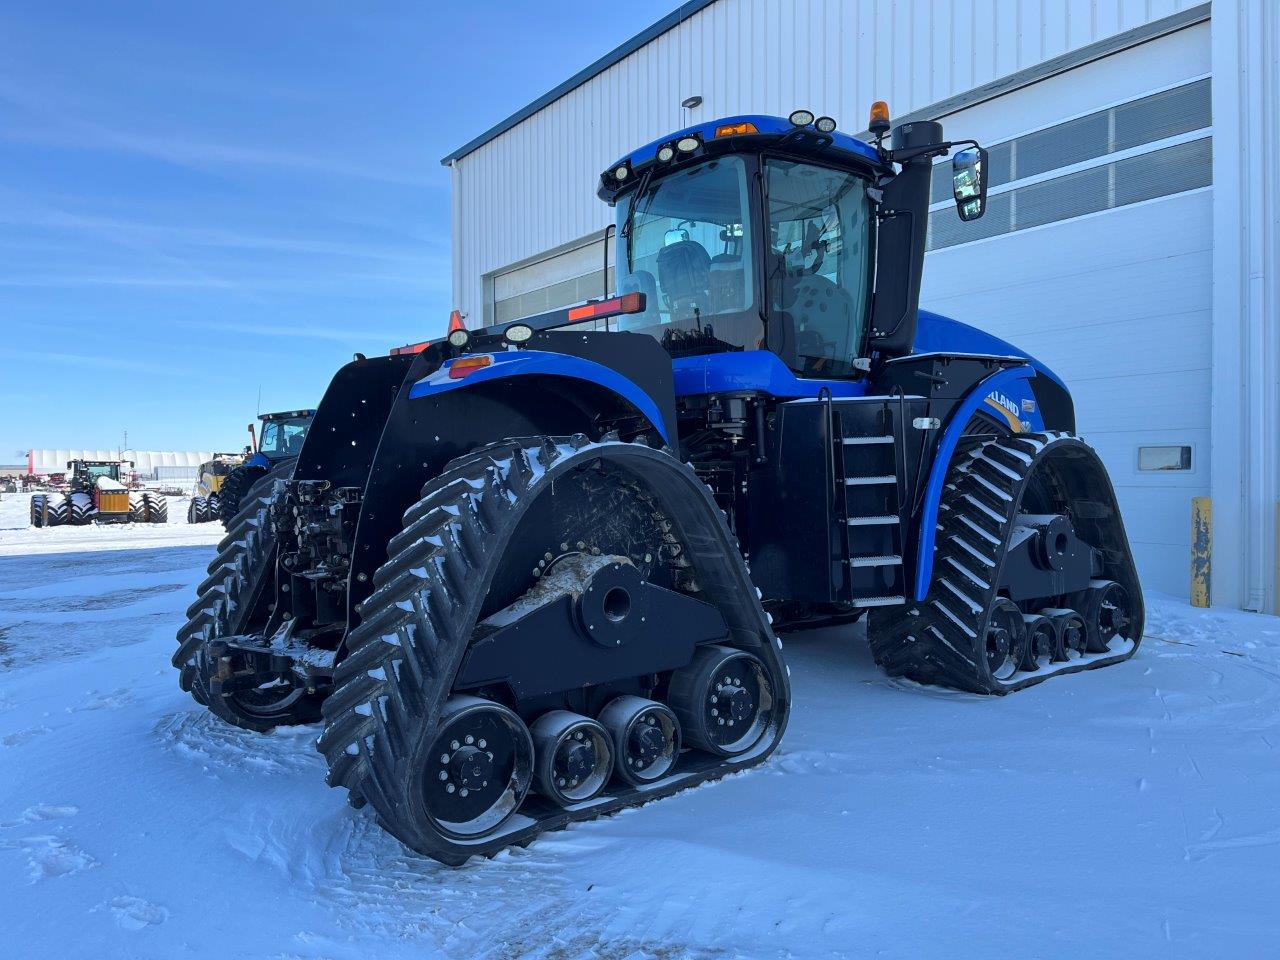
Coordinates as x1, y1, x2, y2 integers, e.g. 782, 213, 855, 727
346, 345, 674, 626
912, 364, 1047, 600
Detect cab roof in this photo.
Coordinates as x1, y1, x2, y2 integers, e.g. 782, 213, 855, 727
599, 114, 884, 202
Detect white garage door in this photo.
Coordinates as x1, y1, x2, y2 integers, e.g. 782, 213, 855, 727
921, 23, 1211, 596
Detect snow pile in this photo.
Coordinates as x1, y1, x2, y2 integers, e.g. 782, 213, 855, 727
0, 492, 1277, 958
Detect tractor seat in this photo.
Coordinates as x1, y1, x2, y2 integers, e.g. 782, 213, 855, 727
656, 240, 712, 318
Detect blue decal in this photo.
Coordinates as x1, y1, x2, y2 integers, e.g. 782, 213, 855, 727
408, 350, 671, 444
673, 351, 865, 400
912, 364, 1044, 601
247, 451, 271, 470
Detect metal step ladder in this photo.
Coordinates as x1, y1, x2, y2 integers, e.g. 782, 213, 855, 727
830, 400, 908, 608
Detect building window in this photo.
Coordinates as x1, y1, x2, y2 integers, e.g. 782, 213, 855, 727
927, 78, 1212, 251
1138, 445, 1193, 472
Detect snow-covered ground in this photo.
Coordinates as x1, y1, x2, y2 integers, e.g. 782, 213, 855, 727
1, 491, 1277, 960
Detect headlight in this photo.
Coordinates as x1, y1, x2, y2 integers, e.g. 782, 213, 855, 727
657, 145, 675, 162
504, 323, 533, 344
815, 116, 837, 133
447, 329, 470, 348
788, 109, 815, 127
613, 164, 630, 181
675, 136, 700, 153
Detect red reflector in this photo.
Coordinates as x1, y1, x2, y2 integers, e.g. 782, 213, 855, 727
566, 291, 646, 323
390, 340, 432, 356
447, 355, 493, 379
448, 309, 467, 333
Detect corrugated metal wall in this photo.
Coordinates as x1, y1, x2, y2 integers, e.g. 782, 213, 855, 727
451, 0, 1201, 320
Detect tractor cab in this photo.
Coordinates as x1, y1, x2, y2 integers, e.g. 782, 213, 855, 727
69, 459, 124, 490
252, 409, 314, 462
594, 109, 988, 386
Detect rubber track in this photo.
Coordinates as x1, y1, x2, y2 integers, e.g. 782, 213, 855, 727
868, 432, 1143, 694
316, 435, 789, 865
173, 459, 294, 702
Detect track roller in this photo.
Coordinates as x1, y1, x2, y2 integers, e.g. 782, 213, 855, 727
598, 696, 681, 785
1042, 608, 1087, 661
668, 644, 775, 757
531, 711, 614, 806
1021, 613, 1055, 671
423, 696, 534, 839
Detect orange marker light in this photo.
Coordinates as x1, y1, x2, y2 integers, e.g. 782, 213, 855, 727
447, 309, 467, 333
869, 100, 891, 133
714, 121, 758, 138
447, 355, 493, 379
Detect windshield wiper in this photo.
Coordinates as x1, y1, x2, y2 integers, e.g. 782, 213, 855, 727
619, 164, 656, 246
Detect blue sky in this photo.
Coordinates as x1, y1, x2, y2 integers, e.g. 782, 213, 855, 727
1, 1, 681, 460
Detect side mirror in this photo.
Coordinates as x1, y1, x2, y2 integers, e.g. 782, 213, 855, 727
951, 146, 988, 221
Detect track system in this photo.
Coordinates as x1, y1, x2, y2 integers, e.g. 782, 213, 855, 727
869, 432, 1143, 694
173, 458, 314, 722
316, 436, 790, 865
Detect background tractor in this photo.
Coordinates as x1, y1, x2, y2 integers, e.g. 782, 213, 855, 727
31, 459, 167, 526
214, 408, 314, 527
187, 453, 244, 523
175, 105, 1142, 865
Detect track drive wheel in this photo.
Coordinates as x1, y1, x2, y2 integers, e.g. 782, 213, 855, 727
318, 435, 790, 865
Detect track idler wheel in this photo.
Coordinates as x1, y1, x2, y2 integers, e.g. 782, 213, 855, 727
598, 696, 680, 785
423, 696, 534, 839
668, 644, 775, 757
1070, 580, 1134, 653
1021, 613, 1055, 671
531, 711, 614, 806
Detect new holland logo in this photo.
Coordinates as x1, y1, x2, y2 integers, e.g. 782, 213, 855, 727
983, 390, 1031, 433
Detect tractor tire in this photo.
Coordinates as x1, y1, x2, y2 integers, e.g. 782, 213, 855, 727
216, 462, 273, 528
129, 493, 148, 524
173, 459, 298, 713
868, 431, 1144, 694
145, 492, 168, 524
30, 494, 61, 527
317, 435, 790, 865
186, 499, 200, 524
45, 496, 68, 526
68, 492, 95, 525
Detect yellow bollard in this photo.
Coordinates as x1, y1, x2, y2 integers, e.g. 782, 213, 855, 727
1190, 496, 1212, 607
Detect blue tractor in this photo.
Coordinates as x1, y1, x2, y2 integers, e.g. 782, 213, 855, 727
175, 106, 1142, 865
213, 408, 315, 527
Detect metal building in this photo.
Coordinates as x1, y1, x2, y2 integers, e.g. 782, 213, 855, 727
442, 1, 1279, 611
26, 450, 213, 480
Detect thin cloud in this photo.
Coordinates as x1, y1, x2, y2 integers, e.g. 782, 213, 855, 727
0, 347, 190, 376
0, 77, 434, 187
176, 318, 426, 344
